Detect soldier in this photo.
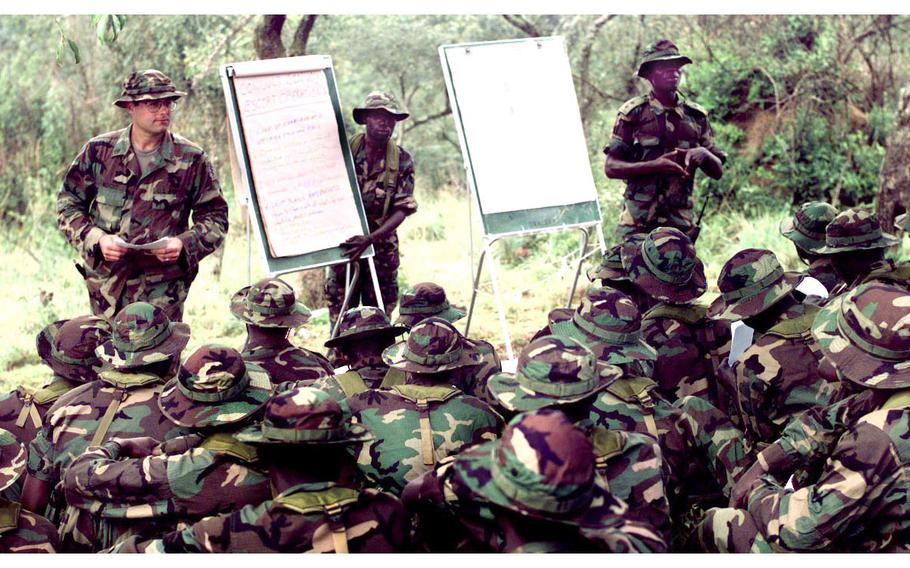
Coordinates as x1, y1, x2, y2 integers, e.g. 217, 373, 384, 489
310, 306, 407, 399
620, 227, 730, 406
20, 302, 191, 530
698, 283, 910, 552
779, 201, 842, 293
326, 91, 417, 324
708, 249, 840, 447
0, 316, 111, 451
815, 209, 908, 298
401, 408, 667, 552
587, 243, 657, 312
0, 428, 58, 553
57, 69, 228, 322
485, 335, 672, 543
394, 282, 501, 401
347, 317, 504, 494
61, 345, 273, 551
107, 387, 411, 553
604, 40, 726, 240
231, 277, 333, 386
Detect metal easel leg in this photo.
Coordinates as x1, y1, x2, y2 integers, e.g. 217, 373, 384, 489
484, 237, 514, 361
464, 246, 487, 337
245, 196, 252, 284
567, 226, 591, 307
367, 256, 385, 314
331, 262, 361, 339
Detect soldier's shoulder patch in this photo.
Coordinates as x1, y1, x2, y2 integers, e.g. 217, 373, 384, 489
682, 100, 709, 117
617, 95, 649, 118
171, 133, 204, 155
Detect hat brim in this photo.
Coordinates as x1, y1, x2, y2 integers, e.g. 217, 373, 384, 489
895, 214, 910, 233
815, 232, 901, 255
352, 107, 409, 125
0, 438, 26, 493
114, 91, 186, 108
324, 324, 408, 348
233, 422, 372, 445
486, 364, 620, 413
621, 240, 706, 304
812, 294, 910, 389
383, 340, 484, 373
549, 319, 657, 365
157, 365, 273, 429
779, 218, 827, 254
638, 55, 693, 77
96, 322, 190, 370
708, 271, 804, 322
230, 287, 312, 328
36, 320, 100, 384
395, 305, 467, 329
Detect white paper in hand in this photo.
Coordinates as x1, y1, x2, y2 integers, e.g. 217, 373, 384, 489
728, 320, 755, 366
796, 276, 829, 301
112, 236, 170, 251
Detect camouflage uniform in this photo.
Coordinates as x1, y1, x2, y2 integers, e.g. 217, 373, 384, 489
585, 243, 657, 313
0, 316, 110, 448
232, 277, 333, 385
108, 387, 411, 553
61, 345, 273, 551
779, 201, 842, 293
698, 283, 910, 552
325, 92, 417, 323
402, 409, 667, 552
0, 428, 58, 553
312, 306, 406, 400
708, 249, 838, 446
27, 303, 191, 528
605, 41, 726, 239
622, 227, 730, 405
347, 318, 504, 494
57, 70, 228, 322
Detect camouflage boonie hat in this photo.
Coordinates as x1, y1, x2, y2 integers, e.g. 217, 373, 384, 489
113, 69, 186, 108
487, 336, 622, 412
0, 427, 26, 493
231, 277, 312, 329
812, 282, 910, 389
621, 227, 706, 304
816, 209, 900, 254
382, 317, 484, 374
324, 306, 407, 348
394, 282, 467, 328
895, 212, 910, 233
586, 243, 629, 283
158, 345, 272, 429
36, 316, 111, 384
96, 302, 190, 370
352, 91, 409, 125
235, 386, 371, 445
637, 39, 693, 78
448, 409, 608, 521
779, 201, 839, 254
550, 286, 657, 367
708, 249, 803, 322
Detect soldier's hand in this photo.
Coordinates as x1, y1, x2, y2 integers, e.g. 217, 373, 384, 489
729, 460, 766, 508
684, 147, 715, 176
653, 150, 690, 178
99, 234, 129, 263
112, 436, 162, 458
339, 234, 373, 261
151, 237, 184, 264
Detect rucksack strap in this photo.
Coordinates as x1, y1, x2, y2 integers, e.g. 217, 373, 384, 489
14, 389, 42, 430
90, 389, 128, 447
379, 368, 406, 388
416, 399, 436, 466
334, 371, 369, 398
348, 133, 400, 224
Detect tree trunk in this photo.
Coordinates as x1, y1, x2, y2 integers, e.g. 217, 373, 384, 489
876, 85, 910, 231
254, 15, 286, 59
289, 15, 318, 57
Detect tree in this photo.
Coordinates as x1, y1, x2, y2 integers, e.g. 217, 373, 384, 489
253, 15, 318, 59
877, 86, 910, 231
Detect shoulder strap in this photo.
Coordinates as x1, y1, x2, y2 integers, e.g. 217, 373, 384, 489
32, 378, 77, 405
766, 305, 821, 339
348, 133, 365, 155
590, 427, 624, 467
642, 303, 708, 326
0, 499, 21, 535
391, 384, 460, 403
617, 95, 649, 118
201, 432, 259, 463
378, 139, 400, 223
879, 390, 910, 412
273, 486, 361, 554
379, 367, 407, 388
605, 377, 659, 436
14, 387, 42, 430
334, 371, 369, 398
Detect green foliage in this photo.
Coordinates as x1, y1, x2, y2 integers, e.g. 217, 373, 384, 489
92, 15, 126, 47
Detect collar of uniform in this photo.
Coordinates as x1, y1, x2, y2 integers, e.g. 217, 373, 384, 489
647, 92, 684, 117
112, 125, 177, 164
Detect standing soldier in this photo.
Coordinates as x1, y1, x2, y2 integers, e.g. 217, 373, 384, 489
231, 277, 333, 386
604, 40, 726, 240
57, 69, 229, 322
326, 91, 417, 325
779, 201, 842, 294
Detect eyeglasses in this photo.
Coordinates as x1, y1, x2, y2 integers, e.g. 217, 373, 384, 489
137, 99, 178, 112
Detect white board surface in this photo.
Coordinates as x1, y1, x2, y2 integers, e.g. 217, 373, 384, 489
442, 37, 598, 215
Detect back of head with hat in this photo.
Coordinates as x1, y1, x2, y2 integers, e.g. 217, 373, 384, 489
0, 427, 26, 493
37, 315, 112, 384
383, 317, 483, 375
587, 244, 629, 283
816, 209, 900, 255
395, 282, 466, 329
352, 91, 410, 125
708, 248, 803, 322
621, 227, 706, 304
114, 69, 186, 108
780, 202, 839, 254
231, 277, 312, 329
96, 301, 190, 370
637, 39, 693, 78
325, 306, 406, 349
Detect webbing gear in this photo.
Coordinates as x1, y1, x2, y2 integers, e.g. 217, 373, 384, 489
334, 371, 369, 398
14, 390, 41, 430
379, 368, 406, 388
349, 133, 400, 224
90, 389, 129, 447
417, 399, 435, 466
201, 432, 258, 463
0, 499, 20, 536
325, 502, 350, 554
766, 305, 820, 338
606, 377, 660, 437
880, 389, 910, 412
273, 485, 360, 554
642, 303, 708, 326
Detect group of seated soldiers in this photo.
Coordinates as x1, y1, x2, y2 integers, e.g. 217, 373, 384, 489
2, 203, 910, 553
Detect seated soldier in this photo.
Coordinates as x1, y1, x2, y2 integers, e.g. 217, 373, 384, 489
0, 316, 111, 493
621, 227, 731, 406
21, 302, 192, 533
698, 283, 910, 552
394, 282, 500, 400
814, 209, 908, 299
586, 242, 657, 312
310, 306, 407, 400
0, 428, 58, 553
779, 201, 842, 294
107, 387, 411, 553
708, 249, 840, 447
62, 345, 273, 551
485, 335, 671, 543
231, 277, 333, 385
402, 408, 667, 552
347, 317, 504, 494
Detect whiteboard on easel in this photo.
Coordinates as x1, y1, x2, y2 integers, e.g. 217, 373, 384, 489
221, 55, 373, 275
439, 36, 601, 234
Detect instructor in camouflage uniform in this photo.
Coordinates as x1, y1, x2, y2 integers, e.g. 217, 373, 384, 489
604, 40, 725, 240
57, 69, 229, 322
325, 91, 417, 324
